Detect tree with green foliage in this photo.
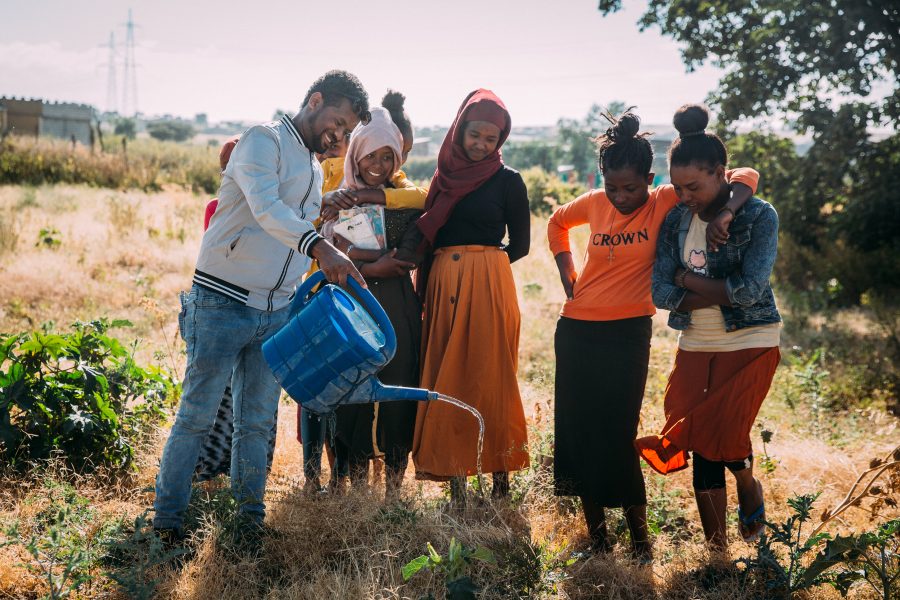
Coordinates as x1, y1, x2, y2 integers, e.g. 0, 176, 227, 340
597, 1, 898, 131
599, 0, 899, 305
146, 120, 195, 143
503, 141, 560, 173
113, 118, 136, 140
556, 101, 628, 182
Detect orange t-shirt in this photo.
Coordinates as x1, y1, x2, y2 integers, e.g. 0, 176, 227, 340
546, 168, 759, 321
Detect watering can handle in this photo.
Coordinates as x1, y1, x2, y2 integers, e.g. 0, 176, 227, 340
290, 271, 326, 316
346, 277, 397, 359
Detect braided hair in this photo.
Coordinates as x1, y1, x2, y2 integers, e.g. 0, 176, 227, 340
594, 109, 653, 176
668, 104, 728, 171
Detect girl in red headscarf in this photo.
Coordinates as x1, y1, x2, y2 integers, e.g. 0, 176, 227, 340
412, 89, 530, 504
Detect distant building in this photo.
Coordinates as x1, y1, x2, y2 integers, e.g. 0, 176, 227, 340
409, 136, 433, 158
0, 97, 95, 145
557, 164, 576, 183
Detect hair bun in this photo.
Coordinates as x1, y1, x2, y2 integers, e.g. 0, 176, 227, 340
611, 111, 640, 140
673, 104, 710, 136
381, 90, 406, 114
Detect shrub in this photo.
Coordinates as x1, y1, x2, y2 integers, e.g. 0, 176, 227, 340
0, 318, 178, 472
0, 135, 220, 194
520, 167, 585, 215
146, 120, 195, 142
403, 157, 437, 183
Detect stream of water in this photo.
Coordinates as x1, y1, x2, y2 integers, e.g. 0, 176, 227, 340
433, 393, 485, 494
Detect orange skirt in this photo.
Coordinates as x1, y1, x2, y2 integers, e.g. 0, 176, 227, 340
412, 245, 529, 480
635, 346, 779, 474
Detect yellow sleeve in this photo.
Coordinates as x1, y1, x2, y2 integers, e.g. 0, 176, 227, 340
385, 169, 428, 209
320, 157, 345, 194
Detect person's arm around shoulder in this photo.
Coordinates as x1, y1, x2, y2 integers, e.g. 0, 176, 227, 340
337, 171, 428, 210
724, 201, 779, 307
385, 170, 428, 209
503, 171, 530, 263
707, 167, 760, 250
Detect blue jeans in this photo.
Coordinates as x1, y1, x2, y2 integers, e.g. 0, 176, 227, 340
153, 285, 290, 530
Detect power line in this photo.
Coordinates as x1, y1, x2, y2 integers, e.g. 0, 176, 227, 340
121, 9, 138, 116
104, 31, 118, 114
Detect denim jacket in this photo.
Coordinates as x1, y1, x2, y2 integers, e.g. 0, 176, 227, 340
651, 197, 782, 331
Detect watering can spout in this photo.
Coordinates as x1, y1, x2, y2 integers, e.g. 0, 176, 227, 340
340, 377, 437, 404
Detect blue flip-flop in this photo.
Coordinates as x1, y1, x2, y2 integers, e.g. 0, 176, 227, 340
738, 500, 766, 543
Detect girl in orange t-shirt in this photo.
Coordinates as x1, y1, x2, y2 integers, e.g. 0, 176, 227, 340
547, 110, 758, 559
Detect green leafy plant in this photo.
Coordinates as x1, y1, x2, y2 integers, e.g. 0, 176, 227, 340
491, 537, 576, 598
783, 348, 831, 432
645, 473, 689, 541
402, 536, 496, 600
36, 226, 62, 249
736, 493, 835, 598
803, 519, 900, 600
1, 506, 94, 599
0, 318, 178, 471
103, 512, 187, 599
758, 425, 779, 474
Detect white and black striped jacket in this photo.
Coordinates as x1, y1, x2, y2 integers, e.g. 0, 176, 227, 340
194, 115, 323, 311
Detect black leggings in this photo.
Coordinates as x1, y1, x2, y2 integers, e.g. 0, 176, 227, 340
692, 453, 753, 490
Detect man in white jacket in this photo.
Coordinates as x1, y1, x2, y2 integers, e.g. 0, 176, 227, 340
153, 70, 369, 541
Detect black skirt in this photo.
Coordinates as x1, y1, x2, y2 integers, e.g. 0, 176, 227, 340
553, 315, 651, 506
334, 275, 421, 469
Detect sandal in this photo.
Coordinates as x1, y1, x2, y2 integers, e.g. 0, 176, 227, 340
737, 480, 765, 543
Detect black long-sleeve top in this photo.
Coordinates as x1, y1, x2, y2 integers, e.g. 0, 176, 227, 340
432, 166, 531, 263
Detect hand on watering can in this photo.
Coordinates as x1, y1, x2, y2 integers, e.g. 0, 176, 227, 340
311, 239, 367, 289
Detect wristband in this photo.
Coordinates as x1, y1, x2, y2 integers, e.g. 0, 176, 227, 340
676, 270, 689, 288
345, 244, 355, 258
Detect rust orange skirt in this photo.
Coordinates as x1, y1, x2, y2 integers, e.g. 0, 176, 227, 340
635, 346, 779, 475
412, 245, 529, 480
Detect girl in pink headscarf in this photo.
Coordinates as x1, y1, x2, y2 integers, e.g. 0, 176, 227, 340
325, 105, 426, 499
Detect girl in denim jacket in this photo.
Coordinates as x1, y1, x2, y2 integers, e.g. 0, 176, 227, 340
637, 104, 782, 550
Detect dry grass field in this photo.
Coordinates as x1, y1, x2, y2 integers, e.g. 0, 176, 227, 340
0, 183, 896, 599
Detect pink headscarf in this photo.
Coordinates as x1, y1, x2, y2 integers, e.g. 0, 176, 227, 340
342, 107, 404, 191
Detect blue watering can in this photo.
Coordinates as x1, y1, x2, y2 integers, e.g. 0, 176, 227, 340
262, 270, 439, 414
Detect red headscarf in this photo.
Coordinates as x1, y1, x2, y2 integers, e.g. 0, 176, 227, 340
416, 89, 511, 245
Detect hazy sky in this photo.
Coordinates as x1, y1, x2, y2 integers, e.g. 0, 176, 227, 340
1, 0, 727, 126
